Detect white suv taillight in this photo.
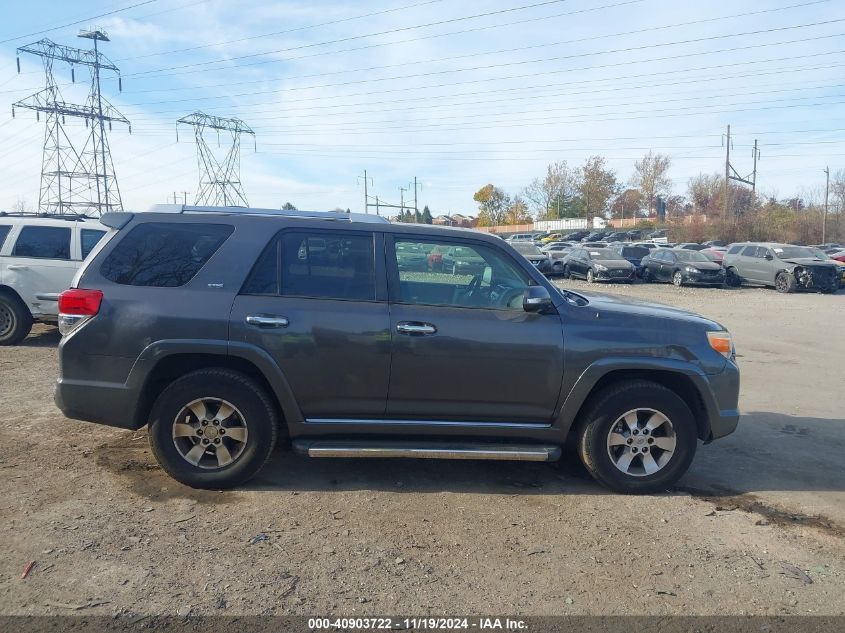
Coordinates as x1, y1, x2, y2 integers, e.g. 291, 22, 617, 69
58, 289, 103, 335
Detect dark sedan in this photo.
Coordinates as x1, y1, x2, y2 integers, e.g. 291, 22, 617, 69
610, 244, 652, 277
563, 246, 635, 283
511, 241, 552, 274
641, 249, 726, 287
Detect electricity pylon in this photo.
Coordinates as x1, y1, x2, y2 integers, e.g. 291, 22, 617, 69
12, 30, 130, 216
177, 112, 255, 207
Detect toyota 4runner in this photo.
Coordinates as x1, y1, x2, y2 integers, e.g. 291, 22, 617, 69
55, 205, 740, 494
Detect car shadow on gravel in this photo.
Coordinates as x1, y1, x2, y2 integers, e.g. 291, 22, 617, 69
20, 326, 60, 347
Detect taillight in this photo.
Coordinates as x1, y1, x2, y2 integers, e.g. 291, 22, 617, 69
58, 289, 103, 335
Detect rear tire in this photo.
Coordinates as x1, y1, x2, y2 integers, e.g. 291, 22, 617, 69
0, 292, 33, 346
148, 369, 278, 489
576, 380, 698, 494
775, 272, 796, 294
586, 269, 595, 283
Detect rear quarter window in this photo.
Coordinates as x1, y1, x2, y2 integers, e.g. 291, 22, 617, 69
100, 222, 233, 287
727, 245, 743, 255
0, 225, 10, 250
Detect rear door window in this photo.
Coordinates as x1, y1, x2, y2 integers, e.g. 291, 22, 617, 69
243, 230, 376, 301
12, 226, 71, 259
101, 222, 233, 287
740, 245, 758, 256
81, 229, 107, 259
727, 245, 743, 255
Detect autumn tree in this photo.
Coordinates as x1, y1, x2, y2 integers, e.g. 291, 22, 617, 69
473, 184, 510, 226
579, 156, 618, 221
524, 161, 579, 219
687, 173, 722, 214
631, 151, 672, 214
504, 195, 532, 225
609, 188, 643, 219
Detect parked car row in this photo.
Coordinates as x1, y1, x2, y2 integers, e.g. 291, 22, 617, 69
502, 236, 843, 294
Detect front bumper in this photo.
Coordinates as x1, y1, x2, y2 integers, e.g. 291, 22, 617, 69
704, 360, 741, 441
684, 270, 726, 286
594, 268, 635, 282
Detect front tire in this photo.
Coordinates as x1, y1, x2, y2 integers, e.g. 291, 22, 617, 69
586, 268, 596, 283
725, 267, 741, 288
775, 272, 796, 294
0, 292, 33, 346
148, 369, 279, 489
576, 380, 698, 494
672, 270, 684, 287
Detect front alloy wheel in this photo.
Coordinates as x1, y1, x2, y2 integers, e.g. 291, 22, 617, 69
586, 269, 596, 283
606, 409, 677, 477
673, 271, 684, 287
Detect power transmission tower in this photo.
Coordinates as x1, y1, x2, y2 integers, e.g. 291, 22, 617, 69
358, 172, 416, 218
12, 31, 130, 216
722, 125, 759, 219
176, 112, 255, 207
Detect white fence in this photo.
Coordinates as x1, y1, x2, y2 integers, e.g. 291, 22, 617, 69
533, 218, 589, 232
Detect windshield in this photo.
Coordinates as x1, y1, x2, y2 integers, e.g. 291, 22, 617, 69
772, 246, 819, 259
587, 248, 619, 260
620, 246, 650, 258
512, 242, 542, 255
674, 250, 710, 263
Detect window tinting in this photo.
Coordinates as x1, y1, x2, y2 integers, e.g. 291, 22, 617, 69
740, 245, 758, 256
81, 229, 106, 259
0, 225, 10, 250
13, 226, 71, 259
242, 239, 279, 295
281, 231, 375, 301
727, 245, 743, 254
393, 238, 529, 309
101, 222, 233, 287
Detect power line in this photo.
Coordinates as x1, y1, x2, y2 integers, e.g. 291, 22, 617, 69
116, 0, 448, 61
121, 29, 845, 110
122, 0, 578, 78
0, 0, 160, 46
120, 0, 832, 92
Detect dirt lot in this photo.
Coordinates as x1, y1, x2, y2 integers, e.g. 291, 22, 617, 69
0, 282, 843, 618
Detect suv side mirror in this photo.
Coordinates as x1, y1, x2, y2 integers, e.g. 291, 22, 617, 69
523, 286, 552, 313
764, 253, 773, 260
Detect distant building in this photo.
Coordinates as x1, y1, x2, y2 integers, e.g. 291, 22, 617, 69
433, 213, 475, 227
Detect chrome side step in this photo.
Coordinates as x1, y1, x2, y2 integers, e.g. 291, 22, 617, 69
293, 440, 560, 462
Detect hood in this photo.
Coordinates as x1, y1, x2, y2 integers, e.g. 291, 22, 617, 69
593, 258, 633, 269
680, 260, 722, 271
577, 291, 721, 328
782, 258, 837, 268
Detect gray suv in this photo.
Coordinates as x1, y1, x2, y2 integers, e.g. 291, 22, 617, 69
722, 242, 839, 293
55, 206, 740, 494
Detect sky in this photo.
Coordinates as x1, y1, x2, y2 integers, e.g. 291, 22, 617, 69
0, 0, 843, 216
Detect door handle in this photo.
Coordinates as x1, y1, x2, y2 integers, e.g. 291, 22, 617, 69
396, 321, 437, 335
246, 314, 289, 328
8, 265, 28, 271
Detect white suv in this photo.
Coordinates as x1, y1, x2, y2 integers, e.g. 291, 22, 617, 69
0, 214, 107, 345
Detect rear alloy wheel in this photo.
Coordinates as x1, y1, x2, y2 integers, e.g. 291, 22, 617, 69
586, 269, 596, 283
672, 270, 684, 287
775, 271, 796, 294
0, 293, 33, 346
563, 265, 572, 279
577, 380, 697, 494
148, 369, 278, 489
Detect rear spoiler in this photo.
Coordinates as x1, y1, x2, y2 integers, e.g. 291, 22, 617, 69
99, 212, 134, 230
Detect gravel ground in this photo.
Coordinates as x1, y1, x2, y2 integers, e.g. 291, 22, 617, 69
0, 281, 843, 618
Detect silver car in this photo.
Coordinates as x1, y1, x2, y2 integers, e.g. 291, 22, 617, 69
722, 242, 839, 294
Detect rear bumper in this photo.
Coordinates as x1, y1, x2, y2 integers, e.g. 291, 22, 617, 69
55, 378, 143, 430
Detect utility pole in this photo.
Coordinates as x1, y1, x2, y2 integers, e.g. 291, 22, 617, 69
399, 186, 407, 221
358, 169, 371, 214
172, 191, 189, 205
724, 124, 731, 218
823, 166, 830, 244
411, 176, 421, 218
752, 139, 760, 194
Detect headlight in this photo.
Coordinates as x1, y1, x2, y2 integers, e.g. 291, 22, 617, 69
685, 266, 698, 273
594, 264, 608, 271
707, 331, 734, 359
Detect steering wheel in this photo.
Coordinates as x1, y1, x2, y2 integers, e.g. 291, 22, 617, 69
499, 287, 525, 309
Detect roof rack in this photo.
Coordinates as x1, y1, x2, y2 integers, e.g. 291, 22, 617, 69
0, 211, 92, 221
147, 204, 390, 224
